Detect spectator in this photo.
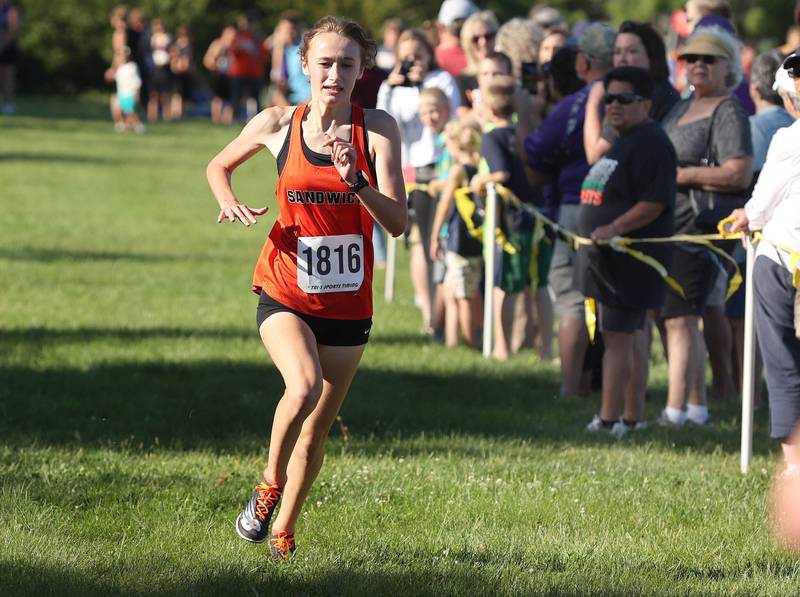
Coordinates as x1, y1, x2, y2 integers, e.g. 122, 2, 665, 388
585, 21, 680, 166
471, 51, 512, 122
779, 25, 800, 59
725, 51, 793, 404
147, 18, 172, 121
113, 46, 145, 133
170, 25, 194, 119
749, 52, 794, 176
529, 5, 566, 36
457, 11, 500, 109
376, 18, 403, 73
520, 22, 617, 399
125, 9, 151, 108
429, 116, 483, 348
203, 26, 235, 125
105, 5, 129, 130
377, 28, 460, 333
685, 0, 730, 34
727, 52, 800, 469
472, 76, 539, 360
434, 0, 477, 77
494, 18, 543, 84
229, 14, 266, 120
658, 26, 753, 425
538, 29, 567, 67
271, 11, 311, 107
577, 67, 676, 435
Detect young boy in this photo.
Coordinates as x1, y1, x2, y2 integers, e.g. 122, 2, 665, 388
113, 47, 145, 133
471, 75, 537, 360
429, 117, 484, 348
471, 52, 513, 123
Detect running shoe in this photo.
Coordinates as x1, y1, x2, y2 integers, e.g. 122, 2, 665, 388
270, 531, 296, 561
235, 481, 284, 543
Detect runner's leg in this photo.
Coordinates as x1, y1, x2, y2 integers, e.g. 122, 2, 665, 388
271, 343, 366, 533
259, 313, 324, 486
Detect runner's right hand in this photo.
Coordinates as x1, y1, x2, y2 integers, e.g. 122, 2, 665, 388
217, 202, 268, 226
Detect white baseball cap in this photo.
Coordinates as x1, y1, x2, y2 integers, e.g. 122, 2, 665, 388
437, 0, 479, 27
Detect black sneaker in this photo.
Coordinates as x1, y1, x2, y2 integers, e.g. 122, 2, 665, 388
235, 481, 284, 543
270, 531, 296, 561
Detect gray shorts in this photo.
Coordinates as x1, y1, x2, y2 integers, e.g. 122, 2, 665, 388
550, 204, 585, 317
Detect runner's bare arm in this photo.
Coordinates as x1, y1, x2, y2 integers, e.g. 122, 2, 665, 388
206, 106, 293, 226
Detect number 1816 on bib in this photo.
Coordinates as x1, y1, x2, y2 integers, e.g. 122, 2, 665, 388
297, 234, 364, 294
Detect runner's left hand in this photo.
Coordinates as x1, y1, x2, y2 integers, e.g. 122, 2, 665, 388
322, 120, 357, 185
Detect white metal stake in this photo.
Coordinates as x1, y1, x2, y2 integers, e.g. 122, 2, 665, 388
384, 233, 396, 303
740, 237, 757, 474
482, 183, 497, 358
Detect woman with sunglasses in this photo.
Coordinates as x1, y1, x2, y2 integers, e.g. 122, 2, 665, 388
657, 26, 753, 426
456, 10, 499, 111
577, 66, 677, 436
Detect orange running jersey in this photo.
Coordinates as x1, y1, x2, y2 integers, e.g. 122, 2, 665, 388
252, 104, 377, 319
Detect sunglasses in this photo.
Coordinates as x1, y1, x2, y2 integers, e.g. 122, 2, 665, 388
683, 54, 718, 65
602, 92, 644, 105
472, 32, 496, 44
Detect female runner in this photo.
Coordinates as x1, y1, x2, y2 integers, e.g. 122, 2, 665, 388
206, 16, 407, 560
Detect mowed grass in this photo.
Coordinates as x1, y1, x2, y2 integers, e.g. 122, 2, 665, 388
0, 98, 797, 596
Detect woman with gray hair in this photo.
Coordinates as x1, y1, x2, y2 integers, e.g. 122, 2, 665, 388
494, 18, 543, 82
657, 25, 753, 425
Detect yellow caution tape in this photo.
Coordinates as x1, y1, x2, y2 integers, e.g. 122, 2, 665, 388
452, 187, 518, 254
585, 298, 597, 343
405, 183, 430, 194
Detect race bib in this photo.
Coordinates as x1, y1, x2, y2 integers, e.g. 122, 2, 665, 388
297, 234, 364, 294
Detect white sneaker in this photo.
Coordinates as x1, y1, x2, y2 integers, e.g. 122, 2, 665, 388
686, 414, 711, 426
133, 122, 146, 134
114, 122, 126, 133
609, 420, 629, 439
586, 414, 625, 437
657, 409, 685, 427
586, 414, 605, 432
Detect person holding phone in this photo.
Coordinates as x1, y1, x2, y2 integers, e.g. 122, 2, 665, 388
377, 28, 460, 334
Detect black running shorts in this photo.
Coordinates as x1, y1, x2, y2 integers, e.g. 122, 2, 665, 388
256, 291, 372, 347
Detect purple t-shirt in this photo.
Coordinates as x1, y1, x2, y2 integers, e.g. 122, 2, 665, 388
524, 83, 593, 206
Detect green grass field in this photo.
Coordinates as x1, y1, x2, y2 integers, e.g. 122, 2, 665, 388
1, 98, 798, 596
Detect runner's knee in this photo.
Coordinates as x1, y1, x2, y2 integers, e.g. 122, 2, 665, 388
284, 377, 323, 417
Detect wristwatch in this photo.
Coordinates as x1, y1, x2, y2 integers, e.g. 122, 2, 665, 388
346, 170, 370, 193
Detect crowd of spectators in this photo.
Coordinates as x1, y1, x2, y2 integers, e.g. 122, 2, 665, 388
362, 0, 800, 445
23, 2, 800, 451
